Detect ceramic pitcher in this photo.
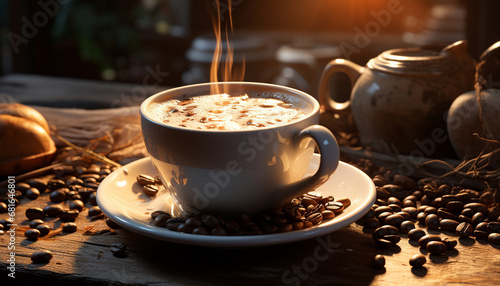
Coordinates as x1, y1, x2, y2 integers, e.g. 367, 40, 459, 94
319, 40, 476, 158
447, 41, 500, 166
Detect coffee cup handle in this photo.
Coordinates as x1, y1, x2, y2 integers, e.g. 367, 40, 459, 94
318, 58, 364, 113
273, 125, 340, 204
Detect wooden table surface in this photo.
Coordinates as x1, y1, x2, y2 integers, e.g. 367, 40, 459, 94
1, 173, 499, 286
1, 74, 500, 285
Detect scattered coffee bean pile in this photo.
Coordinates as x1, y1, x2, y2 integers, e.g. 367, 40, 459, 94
351, 159, 500, 268
0, 155, 118, 261
138, 173, 352, 236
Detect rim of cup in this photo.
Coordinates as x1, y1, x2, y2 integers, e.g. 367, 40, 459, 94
140, 81, 320, 133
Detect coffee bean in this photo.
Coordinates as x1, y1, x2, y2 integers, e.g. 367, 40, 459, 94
177, 223, 195, 233
291, 221, 304, 230
88, 206, 102, 217
374, 206, 394, 217
440, 219, 460, 232
424, 206, 437, 215
362, 208, 376, 220
471, 212, 485, 226
0, 202, 6, 213
441, 194, 459, 204
388, 204, 402, 213
78, 187, 94, 199
185, 217, 203, 227
193, 226, 210, 235
463, 203, 488, 214
372, 255, 385, 269
385, 214, 405, 227
426, 241, 447, 255
25, 229, 41, 240
336, 197, 351, 208
82, 176, 98, 183
399, 220, 415, 234
488, 233, 500, 245
29, 219, 44, 229
83, 181, 99, 189
364, 218, 380, 229
425, 214, 440, 230
26, 178, 46, 191
66, 176, 84, 186
418, 234, 441, 248
461, 208, 475, 218
89, 192, 97, 206
441, 238, 457, 249
62, 222, 77, 233
282, 203, 301, 220
402, 207, 418, 219
16, 182, 31, 193
408, 229, 426, 241
319, 195, 335, 205
0, 219, 9, 229
31, 250, 53, 264
474, 230, 490, 239
69, 200, 84, 212
153, 213, 171, 227
301, 197, 318, 207
487, 205, 500, 221
58, 209, 79, 222
143, 184, 159, 197
36, 224, 51, 236
306, 204, 325, 216
26, 208, 45, 220
164, 217, 184, 231
416, 212, 427, 224
321, 210, 335, 220
437, 209, 458, 220
306, 213, 323, 225
395, 211, 411, 221
137, 174, 155, 186
110, 243, 127, 257
25, 188, 40, 200
458, 215, 472, 224
446, 201, 464, 214
402, 200, 416, 208
50, 189, 67, 203
487, 222, 500, 233
47, 179, 66, 191
302, 192, 322, 202
376, 187, 391, 199
43, 205, 63, 217
99, 168, 111, 176
456, 222, 474, 238
211, 226, 228, 236
377, 212, 393, 225
325, 201, 345, 214
409, 254, 426, 267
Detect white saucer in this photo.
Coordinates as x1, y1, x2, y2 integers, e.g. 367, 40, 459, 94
96, 154, 376, 248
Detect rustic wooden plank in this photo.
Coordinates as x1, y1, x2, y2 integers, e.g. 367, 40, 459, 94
0, 74, 168, 108
1, 173, 499, 285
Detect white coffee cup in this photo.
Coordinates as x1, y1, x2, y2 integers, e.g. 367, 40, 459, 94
140, 82, 339, 214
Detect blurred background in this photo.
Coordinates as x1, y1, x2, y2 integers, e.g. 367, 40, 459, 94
1, 0, 499, 99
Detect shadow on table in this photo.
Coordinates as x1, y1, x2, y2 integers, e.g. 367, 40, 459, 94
85, 225, 384, 286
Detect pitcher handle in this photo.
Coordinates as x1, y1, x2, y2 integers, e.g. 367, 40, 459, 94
318, 58, 364, 113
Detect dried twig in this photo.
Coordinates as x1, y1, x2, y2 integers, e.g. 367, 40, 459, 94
56, 135, 122, 168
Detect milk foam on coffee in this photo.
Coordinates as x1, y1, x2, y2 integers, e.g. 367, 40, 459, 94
148, 93, 310, 130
